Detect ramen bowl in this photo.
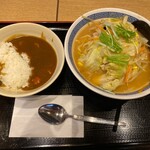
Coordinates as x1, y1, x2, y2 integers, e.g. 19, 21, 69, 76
0, 23, 64, 97
64, 8, 150, 100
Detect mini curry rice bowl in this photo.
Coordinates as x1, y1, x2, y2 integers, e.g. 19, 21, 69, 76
65, 8, 150, 100
0, 23, 64, 97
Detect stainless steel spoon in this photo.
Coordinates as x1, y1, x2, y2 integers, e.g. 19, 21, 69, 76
38, 103, 126, 126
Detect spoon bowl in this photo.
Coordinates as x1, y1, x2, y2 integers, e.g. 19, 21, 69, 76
38, 104, 67, 125
38, 103, 126, 127
132, 20, 150, 45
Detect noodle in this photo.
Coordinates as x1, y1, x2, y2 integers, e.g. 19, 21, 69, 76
73, 16, 150, 93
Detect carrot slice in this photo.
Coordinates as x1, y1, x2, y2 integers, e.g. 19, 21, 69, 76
124, 65, 132, 83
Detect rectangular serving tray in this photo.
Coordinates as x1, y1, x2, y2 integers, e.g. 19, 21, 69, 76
0, 23, 150, 150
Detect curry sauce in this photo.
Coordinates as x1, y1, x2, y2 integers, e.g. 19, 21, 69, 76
8, 35, 57, 90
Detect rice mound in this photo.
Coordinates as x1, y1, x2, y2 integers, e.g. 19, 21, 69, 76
0, 42, 32, 90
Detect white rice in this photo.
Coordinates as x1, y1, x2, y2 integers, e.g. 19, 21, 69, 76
0, 42, 32, 90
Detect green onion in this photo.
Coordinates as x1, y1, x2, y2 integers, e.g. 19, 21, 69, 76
107, 54, 130, 66
115, 24, 136, 41
99, 31, 122, 53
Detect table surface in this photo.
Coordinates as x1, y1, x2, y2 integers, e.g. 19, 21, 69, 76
0, 0, 150, 22
0, 23, 150, 150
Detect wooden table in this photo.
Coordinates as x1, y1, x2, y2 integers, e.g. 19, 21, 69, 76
0, 0, 149, 22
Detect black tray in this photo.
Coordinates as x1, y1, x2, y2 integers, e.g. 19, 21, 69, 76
0, 23, 150, 150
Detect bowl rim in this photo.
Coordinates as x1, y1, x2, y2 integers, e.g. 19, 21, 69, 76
0, 22, 65, 98
64, 8, 150, 100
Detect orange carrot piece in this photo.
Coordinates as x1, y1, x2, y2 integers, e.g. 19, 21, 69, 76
32, 76, 41, 85
124, 65, 132, 83
138, 45, 145, 53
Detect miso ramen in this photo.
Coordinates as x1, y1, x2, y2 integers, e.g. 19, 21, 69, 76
73, 16, 150, 93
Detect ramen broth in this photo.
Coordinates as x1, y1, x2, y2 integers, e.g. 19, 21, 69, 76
73, 18, 150, 93
7, 35, 57, 90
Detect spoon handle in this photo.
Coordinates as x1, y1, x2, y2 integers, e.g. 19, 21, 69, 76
70, 115, 126, 126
